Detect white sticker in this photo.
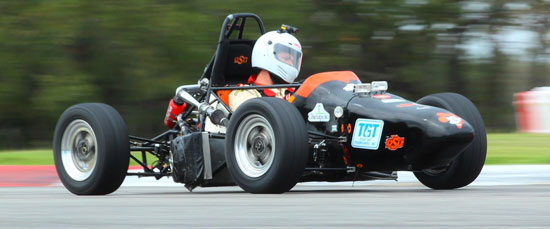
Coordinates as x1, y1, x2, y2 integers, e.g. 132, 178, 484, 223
343, 84, 355, 91
334, 106, 344, 118
416, 105, 432, 110
381, 99, 405, 103
331, 125, 338, 132
351, 119, 384, 150
447, 116, 462, 125
308, 103, 330, 122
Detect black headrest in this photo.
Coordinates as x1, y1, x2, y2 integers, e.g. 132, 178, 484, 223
211, 40, 255, 86
225, 42, 253, 84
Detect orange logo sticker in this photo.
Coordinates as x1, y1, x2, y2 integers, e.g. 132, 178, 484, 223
286, 95, 295, 103
397, 103, 415, 108
436, 112, 464, 129
372, 94, 392, 99
385, 135, 404, 151
233, 55, 248, 64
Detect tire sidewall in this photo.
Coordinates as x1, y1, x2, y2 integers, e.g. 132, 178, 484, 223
415, 93, 487, 189
225, 98, 307, 193
53, 103, 128, 195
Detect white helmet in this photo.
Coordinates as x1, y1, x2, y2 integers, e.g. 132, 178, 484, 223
252, 30, 302, 83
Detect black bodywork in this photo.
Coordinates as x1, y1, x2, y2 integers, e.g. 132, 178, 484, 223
292, 75, 474, 172
127, 13, 475, 189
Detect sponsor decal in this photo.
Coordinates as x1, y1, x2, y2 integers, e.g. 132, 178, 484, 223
308, 103, 330, 122
351, 119, 384, 150
331, 125, 338, 133
381, 99, 405, 103
233, 55, 248, 64
416, 105, 431, 110
385, 135, 405, 151
343, 84, 355, 91
372, 94, 392, 99
287, 95, 296, 103
436, 112, 464, 129
397, 103, 416, 108
334, 106, 344, 118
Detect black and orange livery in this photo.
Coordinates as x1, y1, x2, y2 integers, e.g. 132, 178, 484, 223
282, 70, 479, 179
53, 13, 487, 195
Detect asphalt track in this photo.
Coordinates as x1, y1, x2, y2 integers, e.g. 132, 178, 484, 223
1, 165, 549, 228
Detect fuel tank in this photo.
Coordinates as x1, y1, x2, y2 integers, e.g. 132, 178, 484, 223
293, 71, 475, 171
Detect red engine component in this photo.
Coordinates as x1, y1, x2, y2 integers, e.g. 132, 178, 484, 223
164, 98, 186, 129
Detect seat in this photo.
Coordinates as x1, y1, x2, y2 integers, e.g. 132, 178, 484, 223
211, 39, 255, 87
211, 39, 255, 106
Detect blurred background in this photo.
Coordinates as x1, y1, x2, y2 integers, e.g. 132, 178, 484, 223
0, 0, 548, 149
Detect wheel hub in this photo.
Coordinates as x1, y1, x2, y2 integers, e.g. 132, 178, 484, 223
234, 114, 276, 178
78, 140, 89, 155
61, 119, 98, 181
253, 137, 265, 154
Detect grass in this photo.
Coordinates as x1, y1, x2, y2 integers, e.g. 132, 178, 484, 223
0, 149, 54, 165
0, 133, 548, 165
486, 133, 550, 164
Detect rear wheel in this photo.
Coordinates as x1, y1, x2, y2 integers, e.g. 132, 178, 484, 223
53, 103, 129, 195
414, 93, 487, 189
225, 98, 308, 193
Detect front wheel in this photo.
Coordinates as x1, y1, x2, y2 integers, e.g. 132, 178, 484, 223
53, 103, 129, 195
225, 98, 308, 193
414, 93, 487, 189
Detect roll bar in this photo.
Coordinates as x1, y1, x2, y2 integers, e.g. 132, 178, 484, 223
218, 13, 266, 42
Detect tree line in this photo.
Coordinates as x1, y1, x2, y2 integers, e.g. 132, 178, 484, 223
0, 0, 548, 148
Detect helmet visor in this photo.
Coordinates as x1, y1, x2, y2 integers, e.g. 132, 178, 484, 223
273, 43, 302, 70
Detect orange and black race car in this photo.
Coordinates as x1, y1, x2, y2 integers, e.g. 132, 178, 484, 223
53, 13, 486, 195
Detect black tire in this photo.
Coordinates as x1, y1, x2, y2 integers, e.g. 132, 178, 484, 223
53, 103, 129, 195
414, 93, 487, 189
225, 97, 308, 193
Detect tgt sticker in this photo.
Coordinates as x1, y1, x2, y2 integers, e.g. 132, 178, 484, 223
351, 119, 384, 150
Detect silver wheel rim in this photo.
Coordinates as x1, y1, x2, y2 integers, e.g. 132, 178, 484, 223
234, 114, 275, 178
61, 119, 98, 181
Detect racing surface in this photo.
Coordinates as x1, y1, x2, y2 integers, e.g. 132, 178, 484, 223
1, 166, 549, 227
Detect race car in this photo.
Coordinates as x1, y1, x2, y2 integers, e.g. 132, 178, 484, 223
53, 13, 486, 195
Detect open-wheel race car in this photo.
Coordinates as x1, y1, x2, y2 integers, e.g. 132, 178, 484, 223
53, 13, 487, 195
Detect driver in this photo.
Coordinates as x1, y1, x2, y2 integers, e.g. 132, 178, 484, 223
228, 29, 303, 110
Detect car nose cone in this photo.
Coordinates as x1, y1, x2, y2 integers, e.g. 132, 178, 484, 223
414, 118, 475, 169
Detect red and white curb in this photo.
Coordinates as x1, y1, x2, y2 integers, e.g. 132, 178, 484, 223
0, 166, 58, 187
1, 165, 549, 187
